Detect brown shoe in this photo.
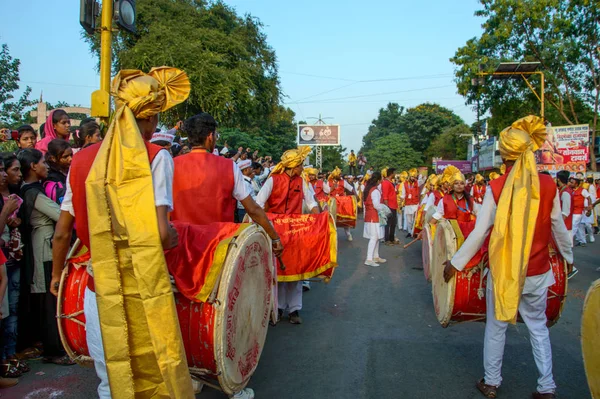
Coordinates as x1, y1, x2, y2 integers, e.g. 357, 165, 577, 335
476, 378, 498, 398
0, 377, 18, 389
289, 311, 302, 324
532, 392, 556, 399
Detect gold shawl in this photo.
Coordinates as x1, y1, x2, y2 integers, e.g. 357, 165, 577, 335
86, 67, 194, 398
489, 115, 546, 323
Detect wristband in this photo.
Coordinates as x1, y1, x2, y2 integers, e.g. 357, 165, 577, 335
272, 237, 281, 243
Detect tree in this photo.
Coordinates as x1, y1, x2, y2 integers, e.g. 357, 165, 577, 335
399, 103, 464, 153
424, 124, 472, 162
308, 146, 347, 173
0, 43, 35, 128
363, 133, 423, 171
451, 0, 600, 169
361, 103, 405, 152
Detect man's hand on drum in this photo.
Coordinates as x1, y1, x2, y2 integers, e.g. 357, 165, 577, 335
166, 223, 179, 250
272, 238, 284, 257
50, 274, 61, 297
443, 260, 457, 283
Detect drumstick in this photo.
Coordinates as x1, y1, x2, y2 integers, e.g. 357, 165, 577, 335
277, 255, 286, 271
403, 237, 420, 249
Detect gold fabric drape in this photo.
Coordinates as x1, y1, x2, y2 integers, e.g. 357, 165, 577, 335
488, 115, 547, 323
271, 146, 311, 175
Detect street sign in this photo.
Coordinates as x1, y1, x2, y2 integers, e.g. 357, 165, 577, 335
298, 124, 340, 146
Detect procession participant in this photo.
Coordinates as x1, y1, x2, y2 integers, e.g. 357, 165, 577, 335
306, 167, 329, 203
381, 168, 399, 245
235, 159, 255, 222
431, 166, 474, 224
488, 172, 500, 181
443, 116, 573, 399
582, 177, 596, 243
328, 166, 356, 241
149, 128, 176, 153
556, 170, 573, 237
400, 168, 421, 237
569, 175, 590, 247
363, 171, 386, 266
50, 67, 195, 398
397, 171, 408, 231
348, 150, 357, 176
471, 174, 487, 215
35, 110, 70, 155
256, 146, 318, 325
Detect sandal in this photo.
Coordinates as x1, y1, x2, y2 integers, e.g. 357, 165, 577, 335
8, 358, 29, 373
18, 347, 43, 360
44, 355, 76, 366
476, 378, 498, 398
0, 363, 22, 378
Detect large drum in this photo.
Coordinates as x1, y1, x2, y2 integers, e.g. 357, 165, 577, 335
57, 224, 274, 395
421, 222, 435, 282
582, 278, 600, 398
330, 195, 357, 229
431, 219, 567, 328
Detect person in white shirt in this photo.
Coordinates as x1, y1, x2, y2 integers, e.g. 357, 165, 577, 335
362, 172, 386, 266
399, 169, 426, 237
220, 141, 230, 156
583, 177, 597, 243
236, 160, 256, 222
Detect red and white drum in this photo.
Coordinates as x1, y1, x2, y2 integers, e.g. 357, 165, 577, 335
57, 224, 274, 395
431, 219, 567, 328
421, 222, 435, 282
329, 195, 357, 229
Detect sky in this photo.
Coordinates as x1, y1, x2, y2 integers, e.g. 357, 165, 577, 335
0, 0, 484, 151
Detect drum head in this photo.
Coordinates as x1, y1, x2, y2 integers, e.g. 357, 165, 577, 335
328, 197, 337, 226
422, 223, 432, 282
431, 220, 458, 327
214, 224, 274, 394
582, 278, 600, 398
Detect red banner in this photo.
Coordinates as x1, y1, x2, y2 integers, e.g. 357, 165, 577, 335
268, 212, 338, 282
333, 195, 357, 228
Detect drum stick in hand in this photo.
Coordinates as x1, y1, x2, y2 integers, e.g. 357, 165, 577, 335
403, 237, 420, 249
277, 256, 286, 271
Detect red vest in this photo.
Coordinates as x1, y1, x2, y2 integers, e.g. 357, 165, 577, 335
364, 188, 380, 223
404, 181, 419, 206
312, 179, 328, 202
490, 172, 556, 277
572, 187, 585, 215
433, 190, 444, 206
559, 186, 574, 230
171, 150, 236, 224
329, 180, 345, 197
381, 179, 397, 210
472, 184, 486, 204
267, 173, 303, 215
442, 193, 474, 222
70, 142, 164, 251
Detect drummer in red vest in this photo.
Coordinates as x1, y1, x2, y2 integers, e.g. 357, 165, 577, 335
328, 167, 356, 241
306, 167, 330, 202
381, 168, 399, 245
400, 168, 424, 237
256, 146, 318, 325
430, 166, 475, 225
50, 68, 196, 398
471, 174, 486, 215
443, 116, 573, 399
568, 175, 591, 247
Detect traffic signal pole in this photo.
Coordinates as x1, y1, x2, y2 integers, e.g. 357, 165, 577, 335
91, 0, 113, 123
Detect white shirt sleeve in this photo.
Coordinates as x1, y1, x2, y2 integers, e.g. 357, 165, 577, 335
151, 149, 174, 211
60, 173, 75, 216
551, 190, 574, 263
470, 187, 474, 196
371, 189, 384, 211
432, 197, 445, 220
256, 177, 273, 209
344, 180, 355, 193
256, 167, 270, 183
400, 183, 406, 199
220, 146, 229, 155
425, 192, 436, 210
450, 190, 496, 271
560, 191, 571, 218
303, 181, 318, 211
232, 163, 251, 202
322, 181, 331, 194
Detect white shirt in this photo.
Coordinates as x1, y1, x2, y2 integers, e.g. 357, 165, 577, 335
369, 188, 385, 212
560, 189, 571, 218
256, 175, 318, 211
450, 189, 573, 294
433, 193, 470, 220
231, 162, 251, 202
238, 175, 255, 209
220, 146, 229, 155
425, 192, 437, 210
62, 149, 174, 215
322, 180, 331, 194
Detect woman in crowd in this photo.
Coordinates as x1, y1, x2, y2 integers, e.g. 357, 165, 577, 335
35, 110, 71, 155
16, 126, 37, 151
431, 167, 475, 224
0, 153, 27, 379
362, 171, 386, 267
44, 140, 72, 205
18, 149, 73, 366
75, 121, 102, 151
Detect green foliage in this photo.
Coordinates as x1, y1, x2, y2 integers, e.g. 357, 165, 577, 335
364, 133, 423, 171
0, 43, 35, 128
399, 103, 464, 153
308, 146, 347, 173
450, 0, 600, 167
424, 124, 472, 162
0, 141, 18, 153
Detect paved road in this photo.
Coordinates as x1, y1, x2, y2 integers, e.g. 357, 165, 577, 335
6, 221, 597, 398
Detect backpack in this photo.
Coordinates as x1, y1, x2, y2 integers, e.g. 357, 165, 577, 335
43, 180, 66, 205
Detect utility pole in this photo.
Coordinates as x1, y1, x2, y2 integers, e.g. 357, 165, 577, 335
90, 0, 113, 123
307, 113, 333, 172
471, 64, 485, 172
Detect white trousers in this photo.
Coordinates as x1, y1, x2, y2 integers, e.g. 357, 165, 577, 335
572, 214, 586, 244
84, 287, 111, 399
484, 286, 555, 393
278, 281, 302, 313
344, 228, 351, 237
366, 239, 380, 261
406, 212, 416, 235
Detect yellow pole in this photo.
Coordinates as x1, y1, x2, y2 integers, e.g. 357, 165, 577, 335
91, 0, 113, 122
540, 71, 545, 119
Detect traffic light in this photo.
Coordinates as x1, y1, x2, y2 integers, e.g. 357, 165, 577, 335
80, 0, 99, 34
114, 0, 136, 33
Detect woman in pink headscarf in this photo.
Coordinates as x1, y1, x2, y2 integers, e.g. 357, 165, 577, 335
35, 110, 70, 155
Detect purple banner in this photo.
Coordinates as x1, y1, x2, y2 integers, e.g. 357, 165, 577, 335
434, 160, 472, 174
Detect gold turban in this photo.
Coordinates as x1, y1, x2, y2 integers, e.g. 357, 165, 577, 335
489, 115, 547, 323
381, 168, 388, 178
87, 67, 193, 398
475, 174, 484, 183
112, 67, 191, 120
500, 163, 506, 175
271, 146, 312, 175
303, 167, 318, 182
489, 172, 500, 180
408, 168, 418, 178
329, 166, 342, 180
428, 174, 439, 188
583, 182, 591, 190
441, 165, 463, 186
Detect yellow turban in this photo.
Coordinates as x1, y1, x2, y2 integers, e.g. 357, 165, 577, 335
271, 146, 312, 175
428, 174, 439, 188
112, 67, 191, 119
475, 174, 484, 183
408, 168, 418, 178
329, 166, 342, 180
441, 165, 463, 186
583, 182, 591, 190
489, 115, 547, 323
489, 172, 500, 180
303, 167, 318, 182
381, 168, 388, 178
500, 164, 506, 175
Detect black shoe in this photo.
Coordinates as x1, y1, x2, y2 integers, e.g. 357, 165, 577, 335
405, 233, 412, 238
289, 311, 302, 324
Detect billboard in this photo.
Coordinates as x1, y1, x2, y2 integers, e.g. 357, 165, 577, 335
434, 160, 472, 174
475, 137, 502, 171
536, 124, 589, 174
298, 124, 340, 146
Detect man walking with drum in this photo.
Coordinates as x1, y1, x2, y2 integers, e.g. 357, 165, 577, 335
443, 116, 573, 399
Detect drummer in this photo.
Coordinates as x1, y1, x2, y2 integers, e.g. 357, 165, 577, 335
471, 174, 486, 215
328, 167, 356, 241
443, 116, 573, 399
399, 168, 423, 237
430, 166, 474, 224
306, 167, 330, 203
256, 146, 318, 325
